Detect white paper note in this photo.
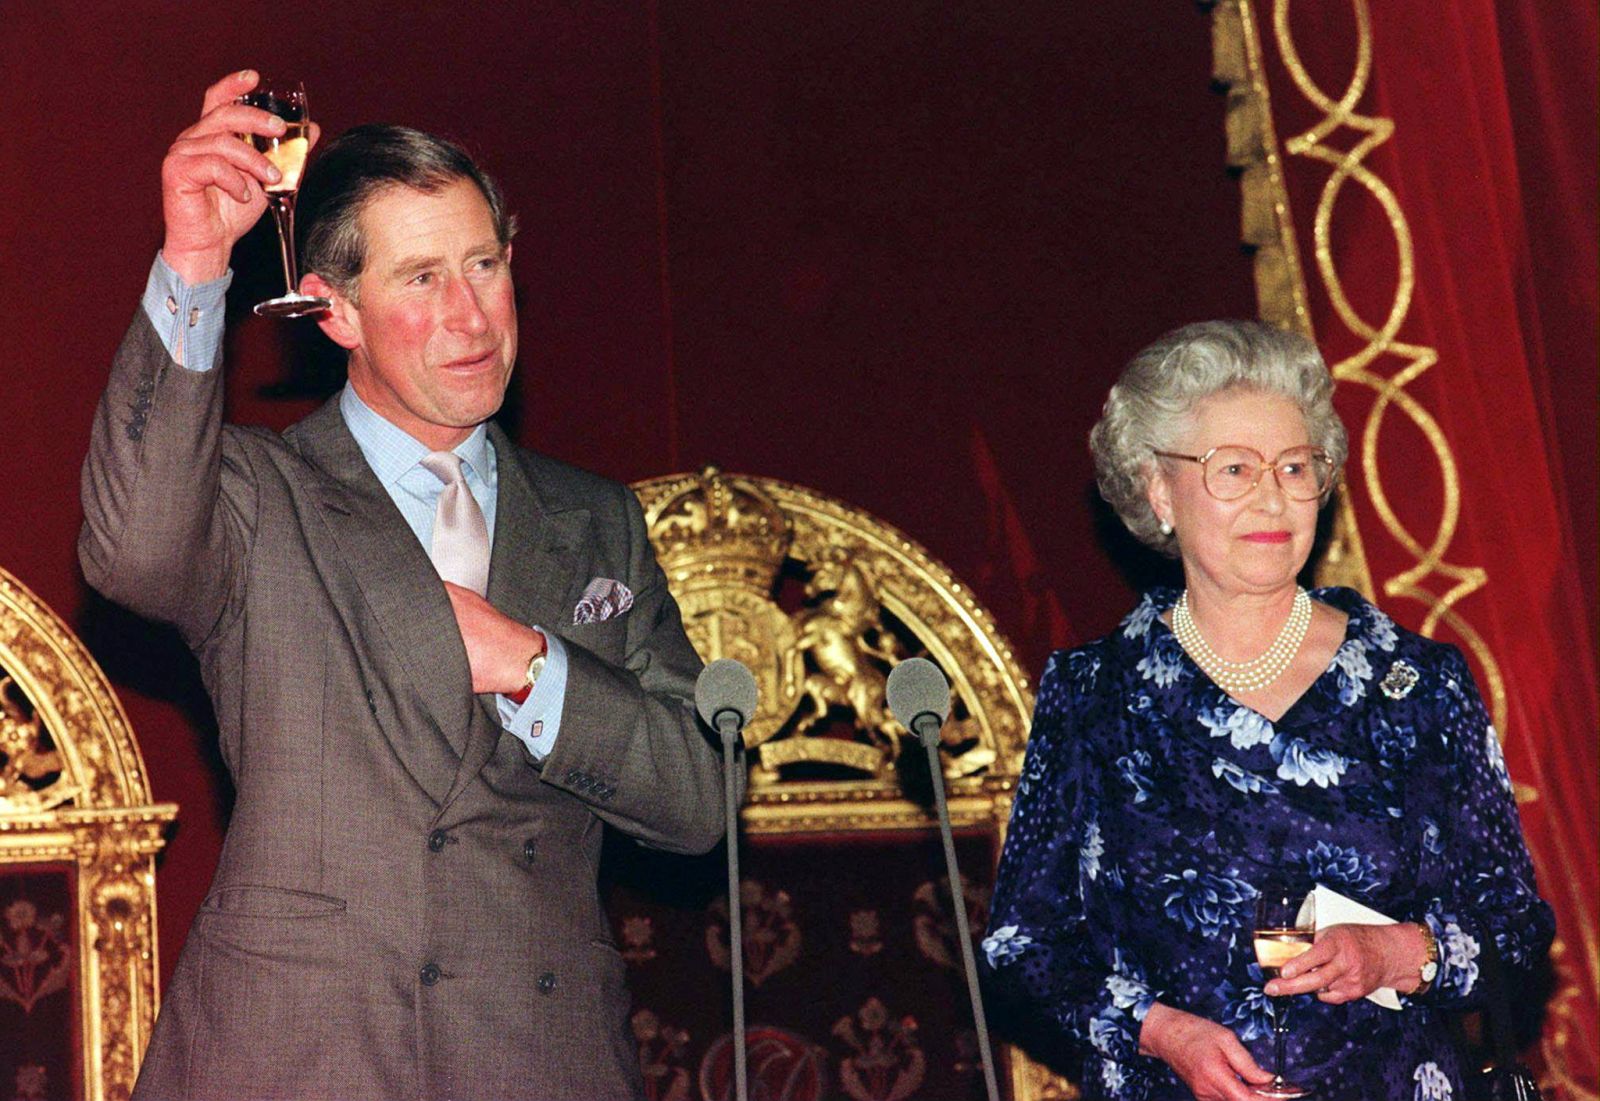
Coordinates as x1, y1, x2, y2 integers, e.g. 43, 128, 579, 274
1296, 884, 1403, 1010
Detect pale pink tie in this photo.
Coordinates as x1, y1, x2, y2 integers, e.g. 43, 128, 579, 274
419, 451, 490, 597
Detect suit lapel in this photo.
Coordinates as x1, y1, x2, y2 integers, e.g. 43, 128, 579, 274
290, 400, 475, 802
439, 425, 592, 809
484, 427, 592, 629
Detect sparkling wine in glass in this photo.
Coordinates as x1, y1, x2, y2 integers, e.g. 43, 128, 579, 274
239, 79, 329, 318
1253, 886, 1315, 1098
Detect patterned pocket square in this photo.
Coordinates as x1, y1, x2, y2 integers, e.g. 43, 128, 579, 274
574, 578, 634, 625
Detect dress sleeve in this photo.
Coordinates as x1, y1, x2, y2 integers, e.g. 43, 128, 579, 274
981, 652, 1157, 1064
1413, 648, 1554, 1009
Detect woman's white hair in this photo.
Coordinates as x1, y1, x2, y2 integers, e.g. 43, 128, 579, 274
1089, 320, 1348, 556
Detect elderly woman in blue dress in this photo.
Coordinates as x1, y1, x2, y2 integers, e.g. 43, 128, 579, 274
981, 321, 1552, 1101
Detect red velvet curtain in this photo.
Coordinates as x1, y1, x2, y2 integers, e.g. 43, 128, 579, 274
1260, 3, 1597, 1093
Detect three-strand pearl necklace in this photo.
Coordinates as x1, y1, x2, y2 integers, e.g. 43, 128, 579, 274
1171, 587, 1312, 695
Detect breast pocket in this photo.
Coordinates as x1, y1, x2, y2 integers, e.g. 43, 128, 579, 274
560, 618, 629, 663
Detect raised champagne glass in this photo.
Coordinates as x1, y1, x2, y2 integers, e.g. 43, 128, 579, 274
239, 78, 329, 318
1253, 885, 1315, 1098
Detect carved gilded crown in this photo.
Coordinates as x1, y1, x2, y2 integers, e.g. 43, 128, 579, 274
646, 466, 793, 597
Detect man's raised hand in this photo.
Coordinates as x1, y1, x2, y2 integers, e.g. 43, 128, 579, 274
160, 70, 319, 284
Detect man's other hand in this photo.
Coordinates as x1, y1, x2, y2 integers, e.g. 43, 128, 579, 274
442, 582, 546, 696
161, 70, 321, 284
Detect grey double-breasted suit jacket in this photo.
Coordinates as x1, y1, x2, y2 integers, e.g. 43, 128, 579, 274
80, 314, 732, 1100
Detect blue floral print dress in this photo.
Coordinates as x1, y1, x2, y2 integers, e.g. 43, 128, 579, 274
982, 587, 1553, 1101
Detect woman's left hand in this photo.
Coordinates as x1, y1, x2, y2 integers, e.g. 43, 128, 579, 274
1265, 922, 1427, 1004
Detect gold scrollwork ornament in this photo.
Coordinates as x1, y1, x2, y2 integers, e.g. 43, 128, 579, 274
0, 566, 176, 1100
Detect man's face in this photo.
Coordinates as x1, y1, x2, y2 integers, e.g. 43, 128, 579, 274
326, 178, 517, 450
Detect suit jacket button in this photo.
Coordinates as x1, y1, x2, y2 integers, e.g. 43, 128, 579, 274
536, 971, 557, 995
521, 839, 537, 862
420, 963, 441, 987
428, 829, 449, 853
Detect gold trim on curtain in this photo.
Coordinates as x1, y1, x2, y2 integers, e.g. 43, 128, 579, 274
1213, 3, 1593, 1095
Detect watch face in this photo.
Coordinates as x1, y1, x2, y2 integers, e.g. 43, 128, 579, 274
1421, 961, 1439, 981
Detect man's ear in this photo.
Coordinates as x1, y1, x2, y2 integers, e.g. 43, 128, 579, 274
303, 273, 360, 351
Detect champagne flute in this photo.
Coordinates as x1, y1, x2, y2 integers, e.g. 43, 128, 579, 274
238, 78, 329, 318
1252, 885, 1315, 1098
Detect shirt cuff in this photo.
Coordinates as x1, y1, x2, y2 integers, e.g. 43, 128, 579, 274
142, 253, 232, 373
496, 630, 569, 761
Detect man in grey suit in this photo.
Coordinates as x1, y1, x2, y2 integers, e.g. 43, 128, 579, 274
80, 71, 732, 1100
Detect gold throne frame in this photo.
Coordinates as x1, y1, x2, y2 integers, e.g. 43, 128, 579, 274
0, 568, 176, 1101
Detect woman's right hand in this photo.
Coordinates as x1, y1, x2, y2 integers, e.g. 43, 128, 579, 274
1138, 1001, 1275, 1101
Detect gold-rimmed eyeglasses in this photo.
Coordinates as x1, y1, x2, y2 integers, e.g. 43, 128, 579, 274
1154, 445, 1335, 502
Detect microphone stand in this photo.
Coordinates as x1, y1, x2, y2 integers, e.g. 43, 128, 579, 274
713, 710, 749, 1101
912, 714, 1002, 1101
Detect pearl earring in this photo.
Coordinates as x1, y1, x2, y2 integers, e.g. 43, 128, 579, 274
1159, 520, 1173, 536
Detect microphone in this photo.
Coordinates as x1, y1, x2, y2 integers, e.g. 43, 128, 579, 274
695, 658, 759, 748
694, 658, 757, 1101
886, 657, 951, 748
886, 658, 1001, 1101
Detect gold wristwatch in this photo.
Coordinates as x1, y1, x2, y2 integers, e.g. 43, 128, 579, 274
1414, 922, 1440, 995
507, 644, 548, 705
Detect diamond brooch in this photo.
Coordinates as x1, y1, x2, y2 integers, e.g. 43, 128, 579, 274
1380, 660, 1419, 700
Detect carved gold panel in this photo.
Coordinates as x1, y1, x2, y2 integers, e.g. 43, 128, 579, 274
0, 567, 175, 1101
637, 467, 1032, 837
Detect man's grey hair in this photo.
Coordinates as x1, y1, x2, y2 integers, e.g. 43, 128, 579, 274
296, 124, 518, 303
1088, 319, 1348, 556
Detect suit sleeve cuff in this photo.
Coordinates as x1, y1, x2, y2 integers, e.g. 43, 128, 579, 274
143, 253, 232, 373
496, 630, 569, 761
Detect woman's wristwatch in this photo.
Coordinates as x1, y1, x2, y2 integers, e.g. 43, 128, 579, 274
1413, 922, 1440, 995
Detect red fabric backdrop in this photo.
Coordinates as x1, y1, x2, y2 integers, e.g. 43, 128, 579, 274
0, 2, 1591, 1094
